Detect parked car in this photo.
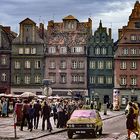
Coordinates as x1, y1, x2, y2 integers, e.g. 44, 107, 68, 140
67, 109, 103, 139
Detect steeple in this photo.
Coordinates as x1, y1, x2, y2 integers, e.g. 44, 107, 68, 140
99, 20, 102, 28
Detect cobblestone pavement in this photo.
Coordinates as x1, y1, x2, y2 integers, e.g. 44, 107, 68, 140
0, 110, 124, 140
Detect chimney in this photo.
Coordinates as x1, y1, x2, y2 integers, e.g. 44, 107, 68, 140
39, 23, 44, 39
108, 28, 112, 39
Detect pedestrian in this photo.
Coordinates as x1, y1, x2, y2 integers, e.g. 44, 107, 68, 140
52, 103, 57, 125
42, 101, 52, 132
34, 100, 41, 129
126, 102, 138, 140
132, 102, 140, 137
2, 99, 7, 117
0, 100, 2, 117
90, 101, 94, 109
28, 104, 35, 132
20, 100, 30, 131
56, 100, 64, 128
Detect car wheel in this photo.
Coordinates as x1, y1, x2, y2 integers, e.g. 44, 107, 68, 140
67, 130, 73, 139
99, 127, 102, 135
92, 130, 97, 138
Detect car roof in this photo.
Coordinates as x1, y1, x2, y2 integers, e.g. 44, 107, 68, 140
71, 109, 97, 118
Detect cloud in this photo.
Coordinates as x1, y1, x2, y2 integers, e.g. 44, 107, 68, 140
0, 0, 136, 40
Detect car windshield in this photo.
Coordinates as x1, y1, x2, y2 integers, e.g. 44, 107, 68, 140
71, 110, 96, 118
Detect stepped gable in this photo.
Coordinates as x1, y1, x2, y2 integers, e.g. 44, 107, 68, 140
129, 1, 140, 20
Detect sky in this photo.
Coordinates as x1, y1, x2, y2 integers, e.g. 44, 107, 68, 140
0, 0, 137, 41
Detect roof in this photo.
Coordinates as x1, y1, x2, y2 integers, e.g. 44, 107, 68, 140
19, 18, 36, 25
63, 15, 78, 21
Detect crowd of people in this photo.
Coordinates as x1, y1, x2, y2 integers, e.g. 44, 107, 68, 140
13, 98, 84, 132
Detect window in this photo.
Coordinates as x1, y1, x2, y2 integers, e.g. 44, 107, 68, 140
49, 73, 56, 83
60, 47, 67, 54
35, 61, 41, 69
19, 48, 23, 54
60, 60, 66, 69
131, 61, 137, 69
15, 61, 20, 69
106, 61, 112, 69
130, 48, 137, 55
24, 76, 30, 84
72, 61, 78, 69
120, 61, 127, 69
130, 35, 136, 41
131, 77, 137, 86
1, 73, 7, 81
31, 48, 36, 54
106, 76, 112, 84
78, 61, 84, 69
49, 61, 56, 69
89, 61, 96, 69
35, 75, 41, 83
71, 47, 82, 53
122, 48, 128, 55
90, 76, 96, 84
14, 75, 20, 84
25, 48, 30, 54
102, 48, 107, 55
95, 47, 100, 55
49, 47, 56, 54
72, 74, 84, 83
97, 76, 104, 84
25, 61, 31, 69
120, 76, 126, 85
97, 61, 104, 69
60, 73, 66, 83
1, 55, 7, 65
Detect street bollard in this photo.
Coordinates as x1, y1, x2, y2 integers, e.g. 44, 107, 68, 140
13, 113, 17, 139
103, 103, 107, 115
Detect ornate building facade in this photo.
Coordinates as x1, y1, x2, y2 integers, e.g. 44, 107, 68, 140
114, 1, 140, 107
88, 21, 114, 104
0, 26, 16, 94
11, 18, 45, 95
45, 15, 92, 97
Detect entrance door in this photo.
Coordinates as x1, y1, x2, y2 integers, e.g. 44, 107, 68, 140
131, 95, 137, 102
104, 95, 109, 104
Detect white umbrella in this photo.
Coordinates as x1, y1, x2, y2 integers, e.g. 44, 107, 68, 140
37, 95, 46, 99
20, 92, 36, 98
0, 93, 6, 97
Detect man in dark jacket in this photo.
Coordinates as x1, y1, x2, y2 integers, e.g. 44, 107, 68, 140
34, 100, 41, 129
20, 100, 30, 131
42, 101, 52, 132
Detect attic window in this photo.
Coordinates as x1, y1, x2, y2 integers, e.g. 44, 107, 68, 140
135, 22, 140, 28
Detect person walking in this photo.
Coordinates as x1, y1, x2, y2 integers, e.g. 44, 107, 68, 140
20, 100, 30, 131
126, 102, 137, 140
34, 100, 41, 129
42, 101, 52, 132
28, 104, 35, 132
2, 99, 7, 117
0, 100, 2, 117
